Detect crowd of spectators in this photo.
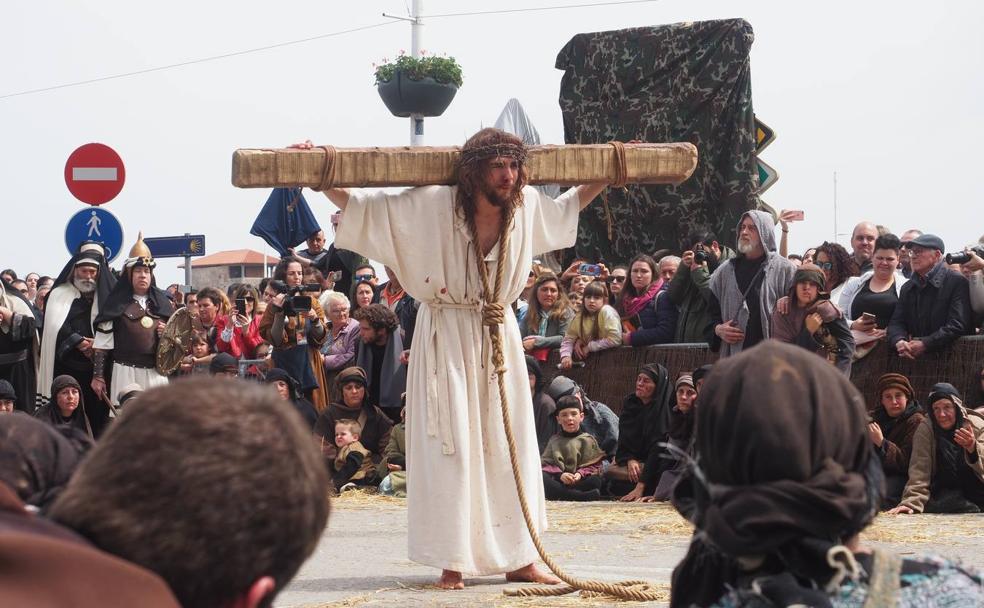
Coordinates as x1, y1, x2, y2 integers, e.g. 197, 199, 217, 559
2, 206, 984, 608
2, 213, 983, 531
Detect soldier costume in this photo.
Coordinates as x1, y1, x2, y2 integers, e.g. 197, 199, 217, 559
92, 234, 174, 404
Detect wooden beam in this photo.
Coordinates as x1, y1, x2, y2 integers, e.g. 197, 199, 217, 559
231, 143, 697, 189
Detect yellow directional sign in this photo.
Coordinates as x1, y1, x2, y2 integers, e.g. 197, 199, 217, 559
755, 116, 775, 153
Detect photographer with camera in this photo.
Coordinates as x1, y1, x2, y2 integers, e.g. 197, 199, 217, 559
951, 242, 984, 328
260, 260, 330, 410
215, 284, 264, 360
668, 230, 734, 343
887, 234, 973, 359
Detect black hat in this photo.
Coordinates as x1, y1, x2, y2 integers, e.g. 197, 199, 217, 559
0, 379, 15, 401
927, 382, 962, 406
51, 375, 81, 398
903, 234, 945, 252
209, 353, 239, 375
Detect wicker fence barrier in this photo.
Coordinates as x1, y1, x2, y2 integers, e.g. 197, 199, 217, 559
539, 336, 984, 415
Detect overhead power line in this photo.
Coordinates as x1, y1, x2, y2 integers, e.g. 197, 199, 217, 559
0, 20, 399, 100
2, 0, 661, 100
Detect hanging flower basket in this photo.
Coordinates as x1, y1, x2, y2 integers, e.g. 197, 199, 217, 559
374, 52, 463, 118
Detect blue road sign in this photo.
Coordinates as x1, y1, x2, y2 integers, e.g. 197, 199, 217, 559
65, 207, 124, 262
144, 235, 206, 258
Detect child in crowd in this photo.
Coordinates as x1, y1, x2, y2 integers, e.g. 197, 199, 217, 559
180, 333, 212, 375
540, 395, 606, 501
333, 419, 377, 492
771, 264, 854, 374
378, 400, 407, 497
559, 281, 621, 370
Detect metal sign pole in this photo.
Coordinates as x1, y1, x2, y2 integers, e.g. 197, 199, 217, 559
184, 232, 192, 287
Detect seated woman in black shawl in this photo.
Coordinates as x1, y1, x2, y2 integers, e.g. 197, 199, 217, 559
890, 383, 984, 514
263, 368, 318, 429
605, 362, 672, 501
669, 341, 984, 608
33, 375, 93, 441
312, 366, 392, 471
0, 412, 88, 511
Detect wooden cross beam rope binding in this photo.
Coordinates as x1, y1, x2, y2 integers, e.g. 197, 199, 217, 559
231, 142, 698, 189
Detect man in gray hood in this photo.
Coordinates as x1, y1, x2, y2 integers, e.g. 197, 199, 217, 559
708, 210, 797, 357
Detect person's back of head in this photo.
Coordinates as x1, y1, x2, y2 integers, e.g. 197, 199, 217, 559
48, 377, 330, 608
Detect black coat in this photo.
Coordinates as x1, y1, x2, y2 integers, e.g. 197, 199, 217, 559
615, 393, 672, 465
887, 261, 972, 353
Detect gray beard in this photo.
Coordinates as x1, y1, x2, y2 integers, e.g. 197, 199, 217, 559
74, 278, 96, 294
737, 240, 761, 256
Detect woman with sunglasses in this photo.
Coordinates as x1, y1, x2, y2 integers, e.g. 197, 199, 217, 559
215, 284, 264, 359
813, 242, 860, 303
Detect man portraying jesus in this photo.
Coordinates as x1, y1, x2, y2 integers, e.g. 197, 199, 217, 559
302, 128, 608, 589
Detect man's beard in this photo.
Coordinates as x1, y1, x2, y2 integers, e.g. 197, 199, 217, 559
73, 277, 96, 294
737, 239, 756, 255
480, 180, 517, 208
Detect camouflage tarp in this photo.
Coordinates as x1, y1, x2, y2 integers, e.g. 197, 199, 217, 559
556, 18, 758, 264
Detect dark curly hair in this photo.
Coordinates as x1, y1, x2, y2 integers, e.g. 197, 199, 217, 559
814, 242, 859, 291
351, 303, 399, 333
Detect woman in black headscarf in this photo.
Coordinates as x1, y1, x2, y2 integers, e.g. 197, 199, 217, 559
670, 341, 984, 607
891, 383, 984, 514
606, 362, 673, 501
0, 412, 87, 511
312, 366, 392, 467
33, 375, 93, 440
670, 340, 877, 607
263, 368, 318, 429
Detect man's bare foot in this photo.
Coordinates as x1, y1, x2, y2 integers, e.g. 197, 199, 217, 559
435, 569, 464, 590
505, 563, 561, 585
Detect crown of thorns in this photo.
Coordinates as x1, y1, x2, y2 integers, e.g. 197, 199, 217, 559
457, 142, 528, 166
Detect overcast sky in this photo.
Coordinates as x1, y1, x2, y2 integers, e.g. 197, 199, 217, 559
2, 0, 981, 285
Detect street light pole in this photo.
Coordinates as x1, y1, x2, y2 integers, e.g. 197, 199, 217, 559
383, 1, 425, 146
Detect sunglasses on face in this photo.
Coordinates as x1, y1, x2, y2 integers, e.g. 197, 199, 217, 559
817, 262, 833, 271
354, 275, 374, 283
610, 276, 626, 283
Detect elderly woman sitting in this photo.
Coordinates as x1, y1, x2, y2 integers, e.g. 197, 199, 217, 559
670, 341, 984, 608
890, 383, 984, 514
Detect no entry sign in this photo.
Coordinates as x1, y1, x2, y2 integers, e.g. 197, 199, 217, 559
64, 143, 125, 205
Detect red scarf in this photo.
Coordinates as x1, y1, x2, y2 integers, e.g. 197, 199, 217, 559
620, 279, 663, 318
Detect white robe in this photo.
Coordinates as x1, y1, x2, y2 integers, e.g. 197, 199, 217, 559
336, 185, 580, 575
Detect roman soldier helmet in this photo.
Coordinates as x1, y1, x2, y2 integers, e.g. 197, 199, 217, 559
124, 232, 155, 270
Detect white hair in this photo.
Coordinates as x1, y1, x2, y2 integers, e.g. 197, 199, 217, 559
319, 290, 349, 311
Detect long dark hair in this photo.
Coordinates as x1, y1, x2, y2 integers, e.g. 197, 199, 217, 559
616, 254, 658, 310
570, 280, 609, 341
524, 272, 571, 334
454, 129, 529, 254
815, 242, 859, 290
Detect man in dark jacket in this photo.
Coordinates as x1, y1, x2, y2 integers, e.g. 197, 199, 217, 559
667, 230, 735, 343
887, 234, 972, 359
